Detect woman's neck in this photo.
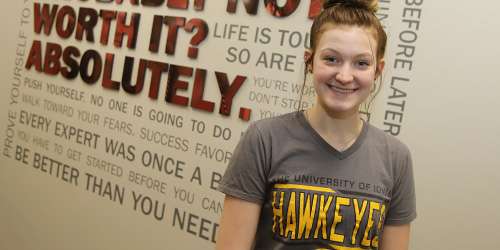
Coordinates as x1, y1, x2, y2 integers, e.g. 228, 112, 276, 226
305, 106, 363, 151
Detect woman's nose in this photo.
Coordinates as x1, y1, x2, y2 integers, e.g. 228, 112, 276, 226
335, 65, 354, 84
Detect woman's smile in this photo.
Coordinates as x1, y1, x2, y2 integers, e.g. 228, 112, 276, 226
327, 84, 357, 94
307, 25, 383, 114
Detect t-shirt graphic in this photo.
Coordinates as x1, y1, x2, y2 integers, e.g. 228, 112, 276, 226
269, 181, 387, 249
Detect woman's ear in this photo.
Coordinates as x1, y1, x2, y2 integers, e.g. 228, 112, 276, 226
304, 49, 312, 63
375, 58, 386, 79
304, 49, 313, 71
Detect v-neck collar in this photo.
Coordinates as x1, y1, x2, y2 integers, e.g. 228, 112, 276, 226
297, 111, 368, 160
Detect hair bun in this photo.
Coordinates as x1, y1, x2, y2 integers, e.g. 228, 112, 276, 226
322, 0, 379, 14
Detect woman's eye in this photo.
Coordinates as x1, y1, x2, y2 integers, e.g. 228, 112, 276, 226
356, 61, 369, 67
325, 57, 337, 63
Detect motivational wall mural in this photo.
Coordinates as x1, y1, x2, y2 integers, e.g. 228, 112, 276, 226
1, 0, 424, 248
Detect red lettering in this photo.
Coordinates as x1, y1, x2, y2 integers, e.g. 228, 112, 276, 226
76, 7, 99, 42
25, 40, 43, 71
167, 0, 188, 9
102, 53, 120, 90
114, 12, 140, 48
226, 0, 259, 15
99, 10, 117, 45
166, 65, 192, 106
191, 69, 215, 112
34, 3, 58, 35
43, 42, 62, 75
80, 50, 102, 84
61, 46, 80, 79
227, 0, 319, 19
149, 15, 164, 52
122, 57, 147, 94
55, 6, 76, 38
215, 72, 247, 116
141, 0, 165, 7
265, 0, 300, 17
164, 16, 186, 55
147, 61, 169, 99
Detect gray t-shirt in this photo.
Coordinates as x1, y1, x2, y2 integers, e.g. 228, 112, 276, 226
218, 111, 416, 249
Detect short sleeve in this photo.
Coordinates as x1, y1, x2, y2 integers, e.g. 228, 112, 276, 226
384, 147, 417, 226
217, 123, 270, 204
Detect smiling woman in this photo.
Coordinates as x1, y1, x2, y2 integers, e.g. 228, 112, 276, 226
305, 26, 384, 119
215, 0, 416, 250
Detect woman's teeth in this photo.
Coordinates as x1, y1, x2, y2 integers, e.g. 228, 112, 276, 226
330, 86, 354, 93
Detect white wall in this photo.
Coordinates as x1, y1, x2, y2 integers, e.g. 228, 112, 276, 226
0, 0, 498, 249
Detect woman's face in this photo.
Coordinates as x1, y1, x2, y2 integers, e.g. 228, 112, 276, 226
307, 26, 385, 116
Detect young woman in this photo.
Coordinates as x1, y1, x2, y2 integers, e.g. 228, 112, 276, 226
216, 1, 416, 249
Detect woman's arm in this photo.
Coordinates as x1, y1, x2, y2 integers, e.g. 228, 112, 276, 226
379, 223, 411, 250
215, 194, 262, 250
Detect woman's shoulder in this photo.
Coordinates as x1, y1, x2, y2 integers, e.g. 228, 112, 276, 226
365, 122, 411, 154
251, 111, 300, 132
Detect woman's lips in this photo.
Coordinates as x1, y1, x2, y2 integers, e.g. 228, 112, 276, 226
328, 85, 356, 93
